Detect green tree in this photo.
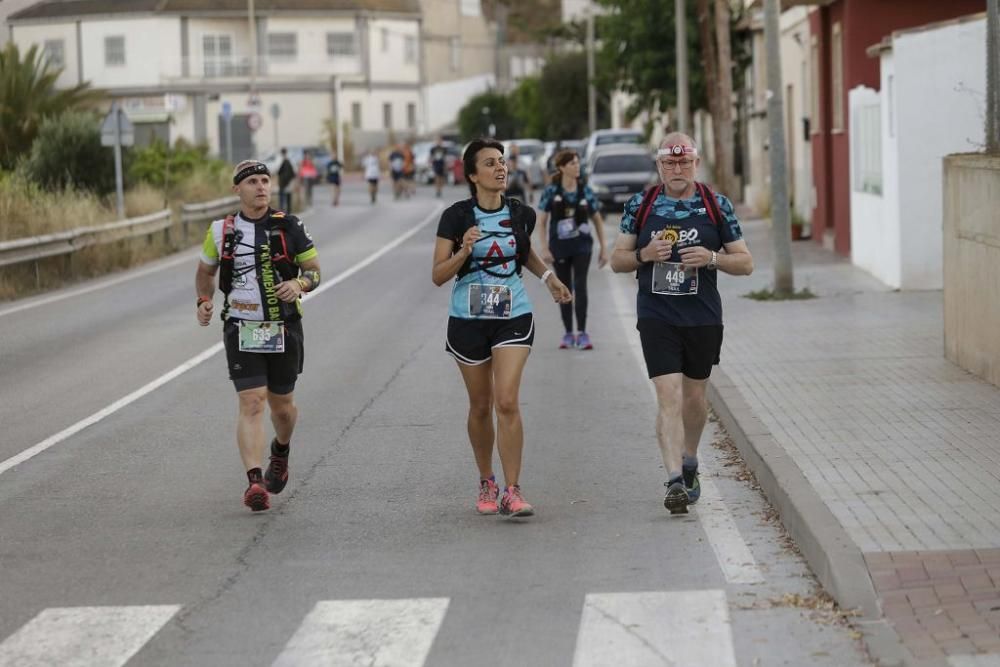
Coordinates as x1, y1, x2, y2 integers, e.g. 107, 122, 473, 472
457, 91, 519, 141
537, 51, 608, 139
0, 42, 98, 169
128, 139, 227, 192
510, 76, 544, 139
22, 111, 115, 194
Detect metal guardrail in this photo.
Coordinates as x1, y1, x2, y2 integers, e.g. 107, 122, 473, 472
179, 195, 239, 242
0, 209, 172, 269
0, 195, 242, 290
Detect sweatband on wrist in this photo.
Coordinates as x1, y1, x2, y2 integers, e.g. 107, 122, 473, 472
540, 269, 553, 283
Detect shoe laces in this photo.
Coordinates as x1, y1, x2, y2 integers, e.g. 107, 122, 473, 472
478, 480, 495, 503
268, 454, 288, 476
505, 485, 524, 506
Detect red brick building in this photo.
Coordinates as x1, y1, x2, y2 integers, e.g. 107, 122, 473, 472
804, 0, 985, 255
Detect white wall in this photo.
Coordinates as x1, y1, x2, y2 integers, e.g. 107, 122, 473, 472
894, 16, 986, 289
262, 16, 362, 78
341, 88, 422, 134
204, 91, 333, 158
11, 22, 79, 89
849, 85, 901, 287
367, 18, 420, 84
851, 16, 986, 290
423, 73, 494, 132
80, 18, 181, 87
780, 8, 813, 224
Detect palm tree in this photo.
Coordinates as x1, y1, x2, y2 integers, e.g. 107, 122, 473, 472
0, 42, 99, 170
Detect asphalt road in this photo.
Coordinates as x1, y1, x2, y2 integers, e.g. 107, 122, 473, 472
0, 181, 872, 666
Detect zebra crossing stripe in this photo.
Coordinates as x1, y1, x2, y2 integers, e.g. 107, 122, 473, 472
0, 605, 179, 667
271, 598, 450, 667
572, 590, 736, 667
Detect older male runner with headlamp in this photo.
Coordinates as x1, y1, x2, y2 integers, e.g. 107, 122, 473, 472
610, 133, 753, 514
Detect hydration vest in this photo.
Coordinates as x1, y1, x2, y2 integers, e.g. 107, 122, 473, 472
218, 209, 300, 296
550, 181, 590, 230
454, 197, 533, 280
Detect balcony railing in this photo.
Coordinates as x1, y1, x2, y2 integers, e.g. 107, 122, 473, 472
165, 55, 364, 81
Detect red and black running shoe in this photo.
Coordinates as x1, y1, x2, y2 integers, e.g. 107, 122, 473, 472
243, 482, 270, 512
264, 445, 289, 494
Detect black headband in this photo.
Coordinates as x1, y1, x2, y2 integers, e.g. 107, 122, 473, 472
233, 162, 270, 185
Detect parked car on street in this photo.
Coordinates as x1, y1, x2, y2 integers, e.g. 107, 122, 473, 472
581, 129, 646, 172
585, 145, 657, 212
501, 139, 545, 183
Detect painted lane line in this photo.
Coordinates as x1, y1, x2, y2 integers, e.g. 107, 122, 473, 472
0, 204, 443, 477
949, 656, 1000, 667
698, 477, 766, 584
605, 268, 765, 585
0, 605, 180, 667
272, 598, 449, 667
572, 590, 736, 667
0, 249, 200, 319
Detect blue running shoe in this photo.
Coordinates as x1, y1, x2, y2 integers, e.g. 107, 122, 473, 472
559, 333, 576, 349
682, 464, 700, 504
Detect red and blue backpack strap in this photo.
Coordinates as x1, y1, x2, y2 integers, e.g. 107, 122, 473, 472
220, 213, 237, 260
634, 184, 663, 237
695, 182, 724, 230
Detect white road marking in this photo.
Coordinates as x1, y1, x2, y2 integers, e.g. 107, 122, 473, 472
0, 249, 200, 319
272, 598, 449, 667
572, 590, 736, 667
0, 205, 442, 477
605, 268, 765, 585
0, 605, 180, 667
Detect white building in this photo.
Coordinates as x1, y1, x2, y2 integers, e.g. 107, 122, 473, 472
9, 0, 425, 161
742, 5, 815, 226
849, 13, 986, 290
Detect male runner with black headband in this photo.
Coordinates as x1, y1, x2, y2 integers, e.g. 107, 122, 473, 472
195, 160, 322, 512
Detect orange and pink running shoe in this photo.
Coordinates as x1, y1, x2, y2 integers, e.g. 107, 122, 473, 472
499, 485, 534, 518
477, 478, 500, 515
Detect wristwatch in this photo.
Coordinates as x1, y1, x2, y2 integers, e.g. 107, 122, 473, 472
635, 247, 646, 264
707, 251, 718, 270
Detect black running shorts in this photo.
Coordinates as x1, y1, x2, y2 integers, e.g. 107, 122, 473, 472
446, 313, 534, 365
223, 318, 304, 394
637, 318, 723, 380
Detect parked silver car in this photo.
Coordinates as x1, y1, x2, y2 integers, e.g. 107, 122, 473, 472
585, 145, 658, 211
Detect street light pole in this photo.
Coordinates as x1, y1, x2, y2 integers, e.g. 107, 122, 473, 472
248, 0, 257, 95
675, 0, 689, 133
587, 8, 597, 133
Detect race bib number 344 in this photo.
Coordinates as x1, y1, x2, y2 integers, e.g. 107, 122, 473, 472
468, 284, 512, 319
238, 321, 286, 353
652, 261, 699, 296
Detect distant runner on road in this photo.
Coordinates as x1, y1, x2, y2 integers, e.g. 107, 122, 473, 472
195, 160, 322, 512
610, 133, 753, 515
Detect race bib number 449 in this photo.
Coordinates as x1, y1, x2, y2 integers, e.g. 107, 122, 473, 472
652, 261, 699, 296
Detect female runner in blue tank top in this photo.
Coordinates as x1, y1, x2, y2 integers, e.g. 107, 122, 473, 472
432, 139, 572, 518
537, 149, 608, 350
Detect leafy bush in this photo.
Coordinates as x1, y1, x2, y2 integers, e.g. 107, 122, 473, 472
21, 111, 116, 194
128, 139, 227, 191
458, 92, 519, 142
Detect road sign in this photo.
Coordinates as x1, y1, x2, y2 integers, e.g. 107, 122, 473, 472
100, 106, 134, 147
221, 101, 232, 122
247, 112, 262, 131
270, 103, 280, 120
248, 91, 261, 107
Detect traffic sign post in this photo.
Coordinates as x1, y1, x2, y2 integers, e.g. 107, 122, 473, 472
221, 101, 233, 164
100, 103, 134, 220
270, 103, 280, 152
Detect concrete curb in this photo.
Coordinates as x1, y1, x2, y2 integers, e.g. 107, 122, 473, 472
708, 367, 928, 667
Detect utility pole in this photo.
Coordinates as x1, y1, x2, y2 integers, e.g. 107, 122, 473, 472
764, 0, 794, 295
675, 0, 690, 133
988, 0, 999, 152
587, 7, 597, 132
248, 0, 257, 90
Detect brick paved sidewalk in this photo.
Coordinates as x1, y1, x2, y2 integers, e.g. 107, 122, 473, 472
716, 218, 1000, 665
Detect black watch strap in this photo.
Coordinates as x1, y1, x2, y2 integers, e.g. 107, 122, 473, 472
635, 247, 644, 264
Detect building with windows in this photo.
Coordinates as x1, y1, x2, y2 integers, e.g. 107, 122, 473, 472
9, 0, 424, 161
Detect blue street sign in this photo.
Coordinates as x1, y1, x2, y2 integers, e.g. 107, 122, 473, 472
221, 101, 233, 121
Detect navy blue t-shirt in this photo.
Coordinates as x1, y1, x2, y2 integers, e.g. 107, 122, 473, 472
620, 188, 744, 326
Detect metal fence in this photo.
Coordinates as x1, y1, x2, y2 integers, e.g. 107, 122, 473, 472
0, 195, 240, 287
